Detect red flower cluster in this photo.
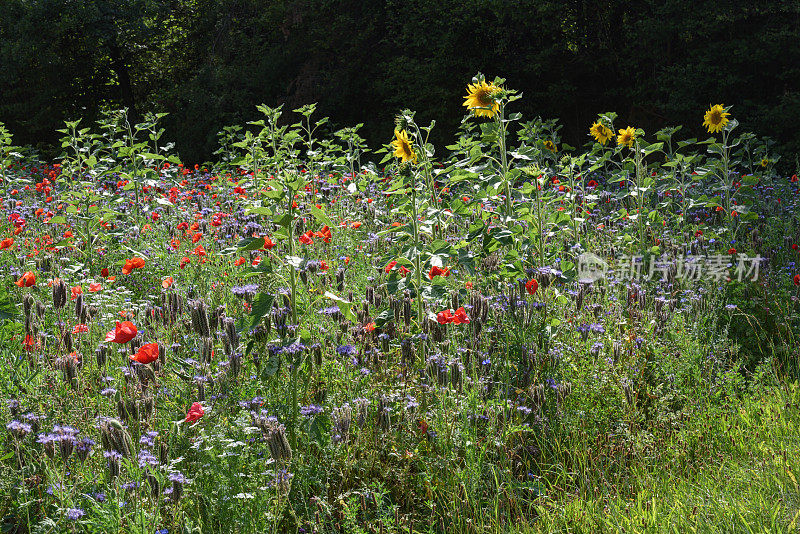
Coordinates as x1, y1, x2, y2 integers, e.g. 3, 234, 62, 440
428, 266, 450, 280
436, 307, 470, 324
122, 257, 145, 275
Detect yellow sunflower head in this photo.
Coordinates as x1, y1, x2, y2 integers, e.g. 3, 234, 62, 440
543, 140, 557, 152
703, 104, 731, 134
463, 80, 501, 118
391, 129, 417, 164
617, 126, 636, 148
760, 158, 769, 168
589, 121, 613, 145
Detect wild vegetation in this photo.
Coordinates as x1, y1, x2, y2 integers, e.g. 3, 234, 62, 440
1, 76, 799, 533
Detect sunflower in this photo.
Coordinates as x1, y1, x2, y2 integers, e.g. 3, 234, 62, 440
543, 140, 557, 152
760, 158, 769, 168
617, 126, 636, 148
463, 80, 501, 118
391, 130, 417, 164
589, 121, 613, 145
703, 104, 730, 134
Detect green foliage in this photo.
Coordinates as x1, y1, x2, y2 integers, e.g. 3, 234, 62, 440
1, 2, 799, 166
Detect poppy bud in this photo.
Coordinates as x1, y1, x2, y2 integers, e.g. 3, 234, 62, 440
62, 331, 73, 353
24, 314, 34, 336
23, 293, 33, 319
74, 293, 84, 320
378, 396, 391, 431
336, 268, 345, 291
201, 337, 213, 364
229, 351, 241, 378
96, 345, 107, 367
53, 279, 67, 309
159, 441, 169, 465
402, 291, 412, 327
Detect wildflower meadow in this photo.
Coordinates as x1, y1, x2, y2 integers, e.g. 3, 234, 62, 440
1, 74, 800, 533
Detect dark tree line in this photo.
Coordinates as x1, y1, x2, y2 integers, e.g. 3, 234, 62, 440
1, 1, 798, 166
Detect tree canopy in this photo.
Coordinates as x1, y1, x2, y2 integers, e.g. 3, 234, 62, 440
1, 1, 798, 165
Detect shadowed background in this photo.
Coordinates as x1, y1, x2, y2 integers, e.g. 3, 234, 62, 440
1, 0, 798, 167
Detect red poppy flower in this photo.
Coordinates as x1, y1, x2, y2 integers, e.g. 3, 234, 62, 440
15, 271, 36, 287
728, 248, 737, 255
88, 282, 102, 292
131, 342, 159, 364
162, 277, 174, 288
526, 279, 539, 295
792, 244, 798, 251
795, 274, 800, 286
452, 307, 470, 324
314, 225, 332, 243
385, 260, 398, 274
436, 309, 454, 324
428, 266, 450, 280
351, 222, 362, 229
122, 257, 145, 275
234, 257, 246, 266
72, 324, 89, 334
101, 267, 109, 277
299, 232, 314, 245
399, 266, 410, 277
192, 232, 202, 243
185, 402, 205, 423
320, 260, 329, 272
437, 307, 470, 325
0, 237, 14, 250
105, 321, 137, 344
262, 237, 276, 250
192, 244, 207, 257
71, 286, 82, 300
587, 179, 598, 188
180, 257, 191, 269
